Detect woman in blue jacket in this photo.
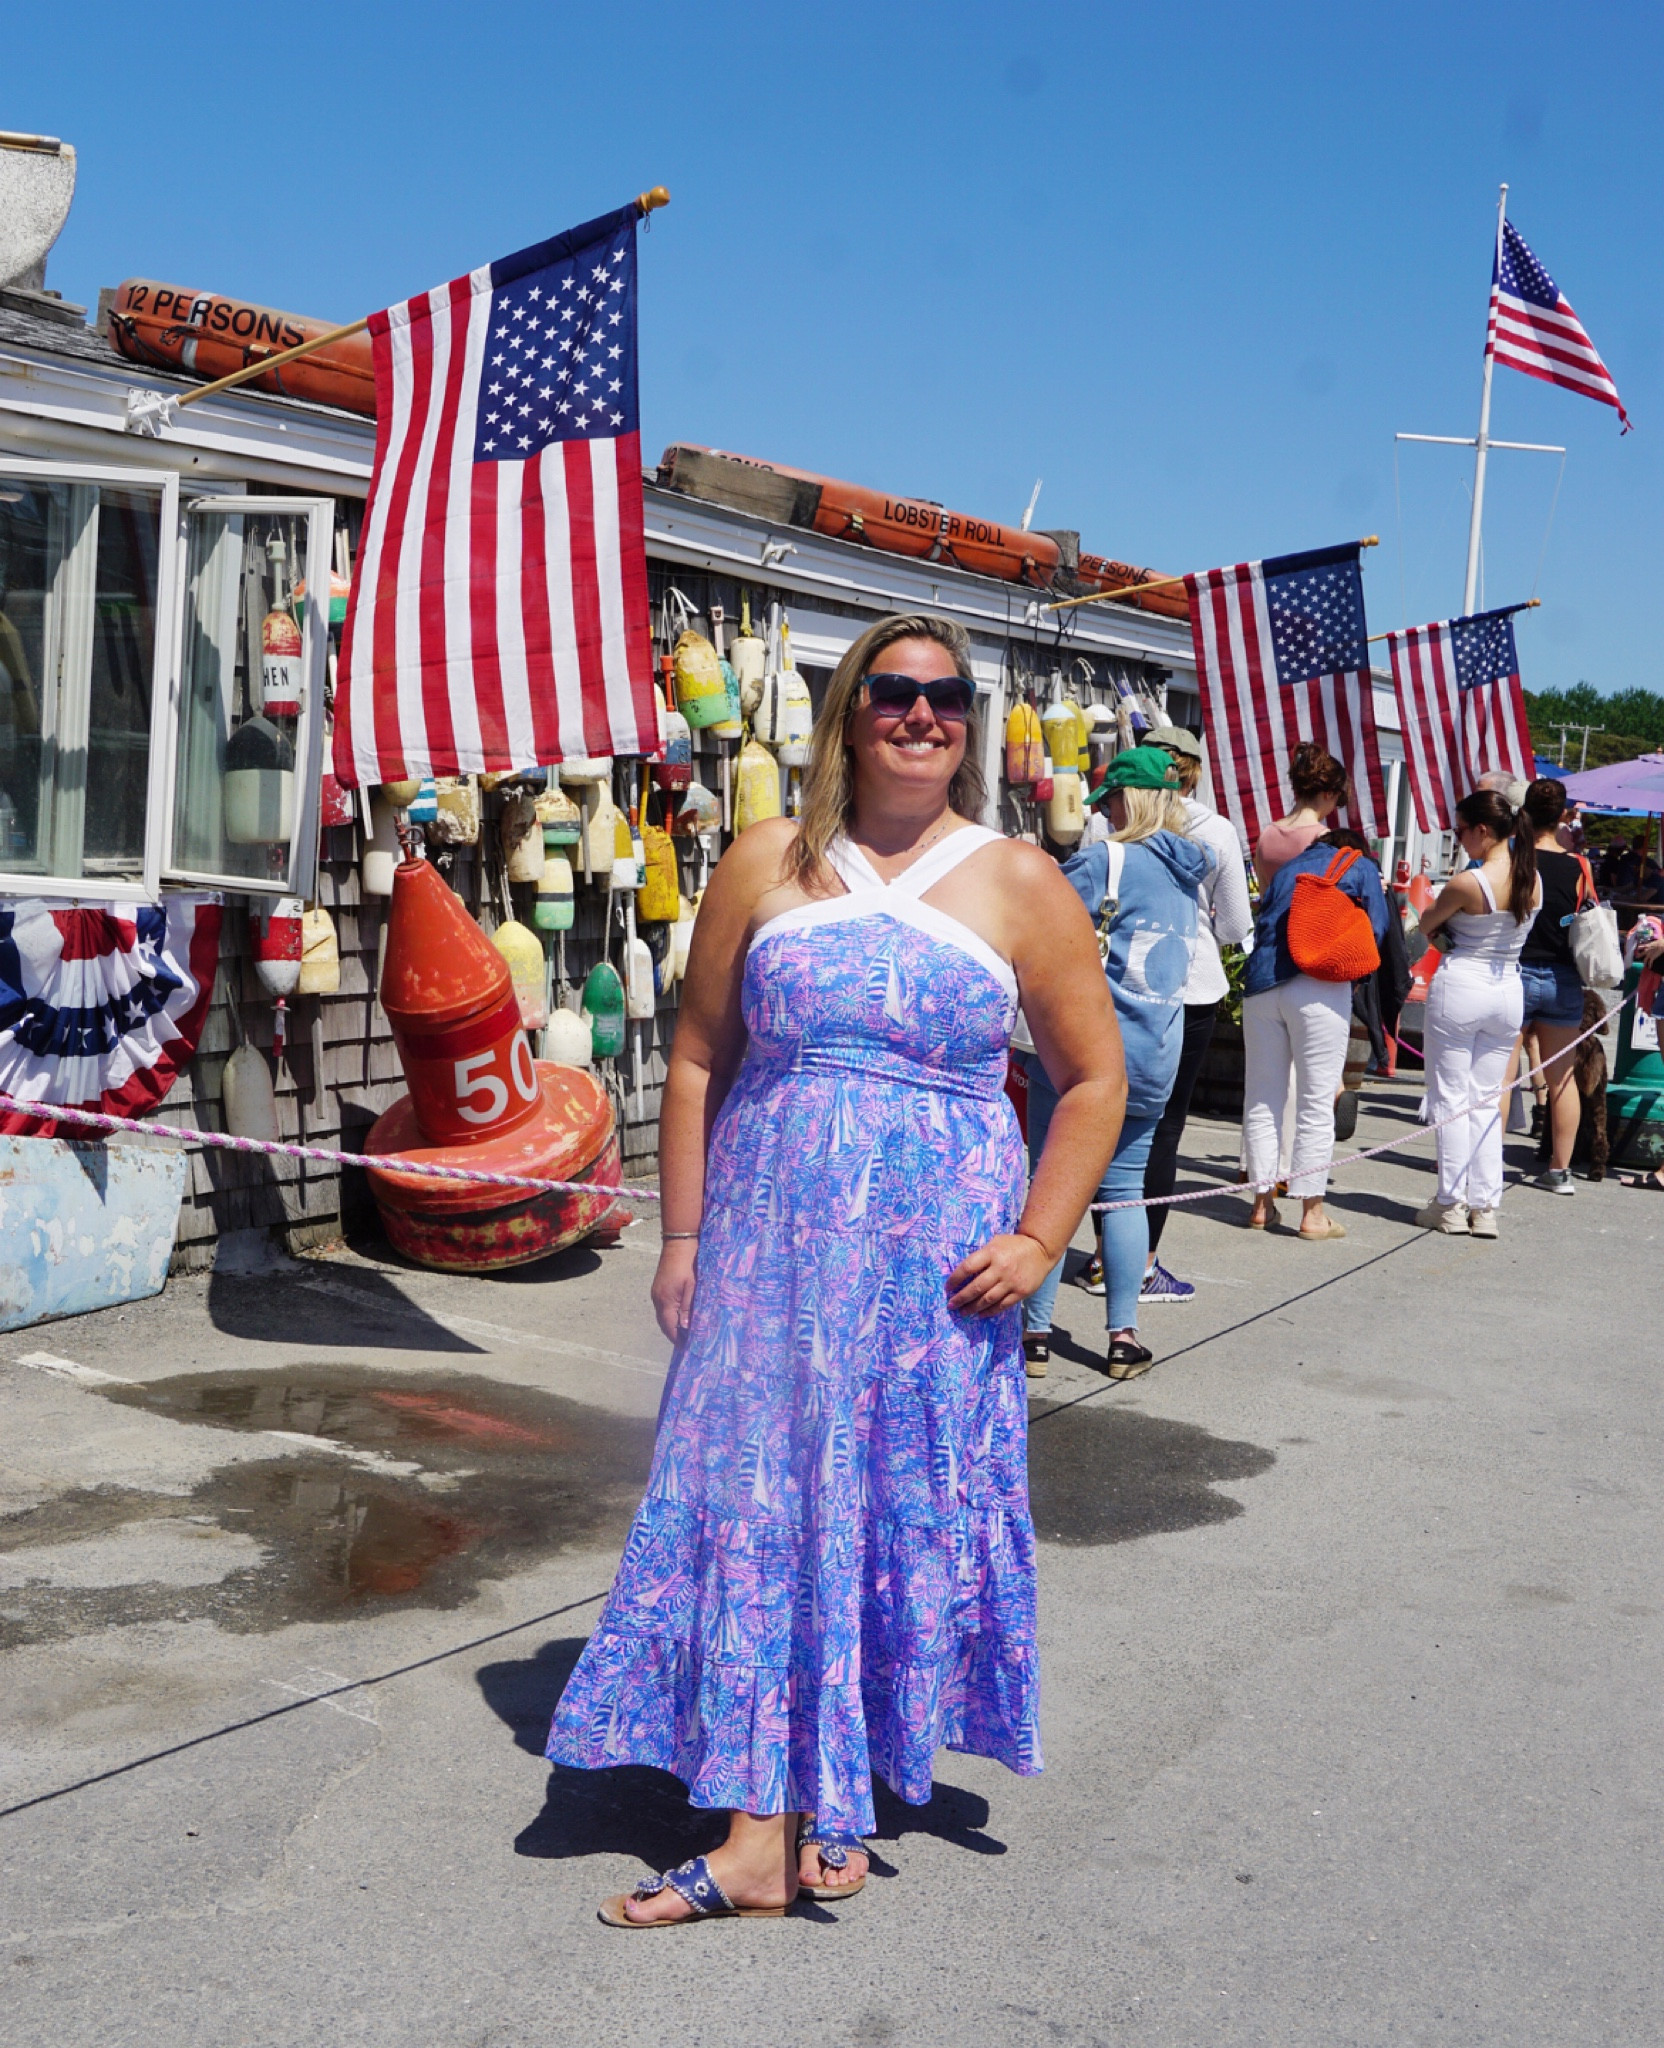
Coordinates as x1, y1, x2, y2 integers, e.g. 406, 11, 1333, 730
1023, 747, 1213, 1378
1241, 830, 1390, 1239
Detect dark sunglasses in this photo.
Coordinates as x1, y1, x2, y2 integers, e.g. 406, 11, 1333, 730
861, 672, 976, 721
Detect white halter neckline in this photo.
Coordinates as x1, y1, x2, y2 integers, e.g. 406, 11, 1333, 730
749, 824, 1016, 1001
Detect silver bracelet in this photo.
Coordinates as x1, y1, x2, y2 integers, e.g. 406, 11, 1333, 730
661, 1230, 701, 1242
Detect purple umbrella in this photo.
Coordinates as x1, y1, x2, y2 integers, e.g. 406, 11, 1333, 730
1559, 753, 1664, 814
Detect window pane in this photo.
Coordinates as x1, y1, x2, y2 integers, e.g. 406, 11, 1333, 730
0, 478, 161, 882
0, 479, 55, 869
85, 491, 159, 874
173, 509, 309, 883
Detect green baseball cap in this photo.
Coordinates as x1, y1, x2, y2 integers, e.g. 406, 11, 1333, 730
1087, 745, 1182, 804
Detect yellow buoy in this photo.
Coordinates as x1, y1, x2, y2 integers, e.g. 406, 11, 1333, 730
734, 736, 783, 833
492, 918, 547, 1029
1004, 702, 1044, 786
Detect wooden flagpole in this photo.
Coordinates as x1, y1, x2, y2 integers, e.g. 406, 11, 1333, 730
172, 186, 671, 413
1045, 537, 1380, 613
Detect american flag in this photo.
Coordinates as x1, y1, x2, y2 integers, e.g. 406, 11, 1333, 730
1488, 219, 1628, 432
335, 205, 657, 790
1185, 542, 1387, 852
1386, 607, 1534, 835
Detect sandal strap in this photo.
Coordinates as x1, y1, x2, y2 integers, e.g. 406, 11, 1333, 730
794, 1823, 867, 1867
632, 1855, 734, 1916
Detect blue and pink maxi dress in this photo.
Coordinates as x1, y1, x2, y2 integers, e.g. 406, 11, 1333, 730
547, 826, 1041, 1835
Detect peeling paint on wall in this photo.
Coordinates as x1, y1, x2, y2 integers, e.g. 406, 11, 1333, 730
0, 1137, 186, 1333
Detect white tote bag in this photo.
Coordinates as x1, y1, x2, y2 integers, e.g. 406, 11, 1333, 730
1567, 858, 1623, 990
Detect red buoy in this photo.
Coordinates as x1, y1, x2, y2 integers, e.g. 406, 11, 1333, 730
379, 857, 542, 1145
364, 858, 623, 1269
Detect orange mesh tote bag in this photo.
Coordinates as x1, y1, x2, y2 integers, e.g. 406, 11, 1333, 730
1286, 849, 1381, 982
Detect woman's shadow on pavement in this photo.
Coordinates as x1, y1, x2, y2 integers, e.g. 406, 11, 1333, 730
477, 1637, 1007, 1874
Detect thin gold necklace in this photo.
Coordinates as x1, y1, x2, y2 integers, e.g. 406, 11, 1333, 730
854, 810, 957, 879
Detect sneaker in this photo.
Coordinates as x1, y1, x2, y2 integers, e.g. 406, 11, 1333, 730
1023, 1333, 1050, 1379
1414, 1197, 1469, 1233
1534, 1167, 1575, 1197
1468, 1208, 1498, 1239
1140, 1259, 1195, 1305
1073, 1254, 1105, 1296
1333, 1089, 1360, 1142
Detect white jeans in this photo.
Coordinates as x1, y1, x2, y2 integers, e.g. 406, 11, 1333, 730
1424, 957, 1523, 1212
1242, 976, 1352, 1199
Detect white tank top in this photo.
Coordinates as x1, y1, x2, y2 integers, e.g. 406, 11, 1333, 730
1446, 868, 1538, 968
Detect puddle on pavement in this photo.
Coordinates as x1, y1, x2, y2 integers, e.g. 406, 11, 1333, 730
1026, 1399, 1274, 1545
0, 1367, 1274, 1648
0, 1367, 655, 1646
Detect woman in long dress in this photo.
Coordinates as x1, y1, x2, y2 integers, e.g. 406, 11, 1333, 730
547, 612, 1125, 1925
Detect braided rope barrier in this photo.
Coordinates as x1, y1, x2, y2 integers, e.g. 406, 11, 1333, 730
0, 1094, 661, 1203
0, 990, 1631, 1223
1088, 986, 1632, 1212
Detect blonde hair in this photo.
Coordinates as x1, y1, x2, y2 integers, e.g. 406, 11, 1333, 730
1109, 785, 1190, 843
1166, 751, 1202, 797
786, 613, 987, 890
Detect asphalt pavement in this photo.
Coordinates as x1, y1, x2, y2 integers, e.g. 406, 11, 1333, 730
2, 1080, 1660, 2048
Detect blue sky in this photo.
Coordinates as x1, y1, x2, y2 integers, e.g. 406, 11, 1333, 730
19, 0, 1659, 696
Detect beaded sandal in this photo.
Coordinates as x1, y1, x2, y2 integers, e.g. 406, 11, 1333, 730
795, 1821, 869, 1901
598, 1854, 788, 1928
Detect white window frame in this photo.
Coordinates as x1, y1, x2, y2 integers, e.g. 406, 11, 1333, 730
158, 493, 334, 902
0, 456, 181, 903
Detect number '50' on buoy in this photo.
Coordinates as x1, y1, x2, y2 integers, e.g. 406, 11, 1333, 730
361, 856, 624, 1270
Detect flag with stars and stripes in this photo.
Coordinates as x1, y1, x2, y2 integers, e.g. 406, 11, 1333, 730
1489, 219, 1629, 432
1386, 606, 1535, 834
336, 204, 657, 789
1185, 542, 1388, 852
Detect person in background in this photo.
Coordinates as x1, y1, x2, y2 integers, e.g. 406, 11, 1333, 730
1022, 746, 1211, 1380
1240, 820, 1391, 1239
1315, 827, 1412, 1132
1136, 725, 1252, 1305
1619, 927, 1664, 1194
1253, 740, 1349, 889
1597, 839, 1633, 897
1517, 778, 1592, 1196
1412, 790, 1541, 1237
1556, 799, 1587, 857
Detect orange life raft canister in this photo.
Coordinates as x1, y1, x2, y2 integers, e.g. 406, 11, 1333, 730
660, 445, 1062, 588
106, 280, 375, 415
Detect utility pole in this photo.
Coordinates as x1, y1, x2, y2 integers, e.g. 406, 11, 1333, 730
1554, 724, 1604, 770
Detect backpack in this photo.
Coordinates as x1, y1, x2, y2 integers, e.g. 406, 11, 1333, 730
1286, 849, 1380, 983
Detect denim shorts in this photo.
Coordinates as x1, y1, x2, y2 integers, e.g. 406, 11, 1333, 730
1519, 958, 1583, 1028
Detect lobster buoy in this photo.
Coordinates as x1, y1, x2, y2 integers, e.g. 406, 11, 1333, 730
581, 781, 618, 880
544, 1004, 593, 1067
1004, 703, 1044, 787
250, 896, 304, 1000
712, 657, 744, 740
362, 792, 400, 897
1034, 752, 1055, 806
557, 752, 612, 785
730, 594, 767, 717
611, 810, 641, 892
380, 778, 422, 808
670, 896, 696, 981
537, 787, 582, 846
501, 792, 544, 883
673, 629, 729, 729
581, 960, 627, 1059
259, 605, 303, 719
533, 852, 574, 932
1046, 769, 1085, 848
429, 776, 481, 847
653, 700, 694, 792
298, 906, 340, 996
735, 737, 783, 833
1042, 692, 1084, 774
623, 934, 655, 1021
673, 779, 720, 837
493, 918, 548, 1031
758, 622, 813, 767
224, 717, 294, 845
